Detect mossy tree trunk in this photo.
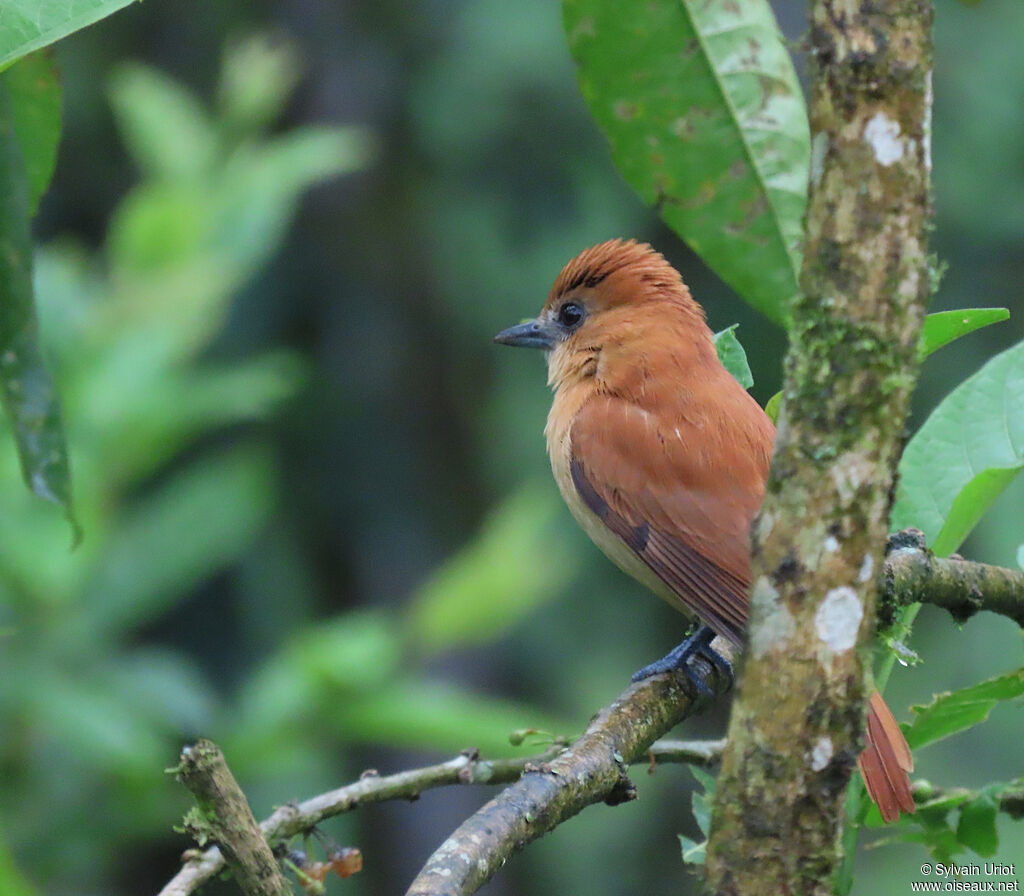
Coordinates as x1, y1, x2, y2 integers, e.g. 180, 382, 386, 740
706, 1, 934, 893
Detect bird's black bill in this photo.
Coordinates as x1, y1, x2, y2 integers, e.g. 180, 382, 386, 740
493, 318, 559, 349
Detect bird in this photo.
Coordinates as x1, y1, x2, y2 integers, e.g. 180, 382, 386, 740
494, 238, 915, 823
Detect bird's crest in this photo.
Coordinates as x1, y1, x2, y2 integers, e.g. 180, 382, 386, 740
548, 239, 703, 319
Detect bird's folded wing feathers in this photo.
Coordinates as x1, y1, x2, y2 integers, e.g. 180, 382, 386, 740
569, 393, 769, 646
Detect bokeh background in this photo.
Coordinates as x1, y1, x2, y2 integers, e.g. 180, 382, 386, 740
2, 1, 1022, 894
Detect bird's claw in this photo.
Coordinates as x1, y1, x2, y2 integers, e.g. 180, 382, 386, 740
631, 625, 732, 696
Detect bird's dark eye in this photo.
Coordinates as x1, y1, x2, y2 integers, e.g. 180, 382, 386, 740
557, 301, 585, 329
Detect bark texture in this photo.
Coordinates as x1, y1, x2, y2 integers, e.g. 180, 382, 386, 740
706, 1, 934, 894
174, 739, 292, 896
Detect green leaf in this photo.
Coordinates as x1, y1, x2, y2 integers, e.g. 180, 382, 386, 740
689, 766, 716, 836
905, 667, 1024, 750
764, 390, 782, 423
679, 834, 706, 866
0, 77, 76, 533
1017, 544, 1024, 572
108, 63, 217, 180
892, 339, 1024, 556
713, 325, 754, 390
406, 483, 577, 654
0, 0, 138, 71
218, 33, 301, 133
679, 764, 717, 867
918, 308, 1009, 359
7, 52, 61, 214
956, 793, 999, 856
564, 0, 808, 325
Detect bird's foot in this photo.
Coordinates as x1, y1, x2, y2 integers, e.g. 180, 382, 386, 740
631, 625, 732, 696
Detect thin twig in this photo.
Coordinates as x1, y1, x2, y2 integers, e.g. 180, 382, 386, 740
910, 780, 1024, 819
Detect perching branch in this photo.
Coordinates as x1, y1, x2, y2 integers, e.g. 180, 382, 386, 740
405, 665, 726, 896
706, 0, 935, 893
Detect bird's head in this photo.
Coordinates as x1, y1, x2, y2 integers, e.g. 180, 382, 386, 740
494, 239, 711, 390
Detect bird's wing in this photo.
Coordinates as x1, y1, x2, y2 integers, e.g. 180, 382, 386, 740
568, 391, 772, 645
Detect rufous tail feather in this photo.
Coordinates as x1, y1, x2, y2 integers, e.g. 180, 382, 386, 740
857, 691, 915, 822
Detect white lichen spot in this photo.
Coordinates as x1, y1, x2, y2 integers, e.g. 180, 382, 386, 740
824, 535, 840, 553
815, 587, 863, 653
749, 577, 794, 658
831, 451, 873, 503
810, 132, 828, 186
864, 112, 904, 166
900, 264, 920, 299
809, 736, 833, 771
858, 554, 874, 583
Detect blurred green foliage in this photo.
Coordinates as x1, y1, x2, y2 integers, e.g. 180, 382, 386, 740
0, 1, 1021, 895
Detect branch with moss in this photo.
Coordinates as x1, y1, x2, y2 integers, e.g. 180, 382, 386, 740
157, 539, 1023, 896
158, 537, 1021, 896
883, 540, 1024, 628
173, 739, 293, 896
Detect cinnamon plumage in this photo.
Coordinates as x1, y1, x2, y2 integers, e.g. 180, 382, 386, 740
495, 239, 914, 822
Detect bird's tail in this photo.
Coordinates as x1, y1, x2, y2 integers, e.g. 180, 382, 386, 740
857, 690, 915, 822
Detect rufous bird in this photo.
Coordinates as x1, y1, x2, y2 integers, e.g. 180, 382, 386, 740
495, 239, 915, 823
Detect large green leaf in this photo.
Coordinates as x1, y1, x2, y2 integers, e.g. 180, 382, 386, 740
905, 667, 1024, 750
564, 0, 808, 325
0, 78, 75, 532
0, 0, 137, 71
892, 339, 1024, 556
918, 307, 1009, 359
7, 52, 61, 213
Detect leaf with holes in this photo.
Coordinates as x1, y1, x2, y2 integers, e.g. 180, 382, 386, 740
564, 0, 808, 325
